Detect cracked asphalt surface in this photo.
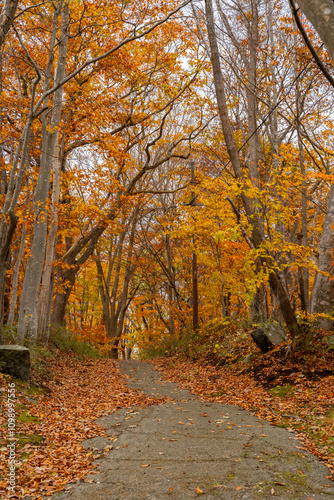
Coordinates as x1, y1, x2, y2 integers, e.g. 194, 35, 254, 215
53, 360, 334, 499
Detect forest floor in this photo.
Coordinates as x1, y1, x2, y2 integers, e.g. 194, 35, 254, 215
0, 351, 164, 498
0, 339, 333, 499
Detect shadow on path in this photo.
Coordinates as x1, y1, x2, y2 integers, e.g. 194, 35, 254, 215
54, 360, 334, 499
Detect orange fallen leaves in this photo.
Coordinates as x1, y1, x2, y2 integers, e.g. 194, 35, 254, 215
0, 351, 167, 498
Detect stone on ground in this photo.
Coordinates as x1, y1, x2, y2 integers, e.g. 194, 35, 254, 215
0, 345, 30, 381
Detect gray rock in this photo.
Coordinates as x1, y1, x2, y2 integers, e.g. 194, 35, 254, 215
250, 329, 273, 353
250, 322, 287, 353
264, 321, 287, 344
0, 345, 30, 380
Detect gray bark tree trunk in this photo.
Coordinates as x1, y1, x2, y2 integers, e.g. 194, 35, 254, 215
165, 233, 176, 336
296, 0, 334, 327
310, 185, 334, 328
7, 192, 29, 326
37, 137, 62, 335
17, 2, 69, 344
205, 0, 299, 339
0, 0, 19, 50
297, 0, 334, 61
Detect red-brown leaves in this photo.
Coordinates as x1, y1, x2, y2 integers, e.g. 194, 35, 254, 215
0, 351, 166, 498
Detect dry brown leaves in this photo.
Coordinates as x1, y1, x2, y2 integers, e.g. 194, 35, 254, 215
0, 352, 166, 499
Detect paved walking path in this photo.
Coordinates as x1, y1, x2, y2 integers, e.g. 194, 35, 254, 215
54, 360, 334, 499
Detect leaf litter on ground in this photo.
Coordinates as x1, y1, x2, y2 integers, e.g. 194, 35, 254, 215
0, 350, 169, 499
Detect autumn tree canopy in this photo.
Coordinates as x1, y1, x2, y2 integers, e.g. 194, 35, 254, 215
1, 0, 334, 356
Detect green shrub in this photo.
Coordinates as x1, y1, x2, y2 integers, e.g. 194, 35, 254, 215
2, 324, 18, 344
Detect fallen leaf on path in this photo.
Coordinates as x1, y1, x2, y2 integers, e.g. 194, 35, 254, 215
152, 355, 334, 479
0, 351, 170, 497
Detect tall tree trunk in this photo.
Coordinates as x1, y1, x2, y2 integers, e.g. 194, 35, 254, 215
246, 0, 259, 183
7, 206, 28, 326
295, 32, 309, 314
37, 137, 62, 334
0, 0, 19, 50
43, 269, 55, 343
166, 234, 176, 336
0, 213, 17, 343
310, 184, 334, 329
17, 2, 69, 344
0, 116, 33, 341
205, 0, 299, 338
297, 131, 309, 313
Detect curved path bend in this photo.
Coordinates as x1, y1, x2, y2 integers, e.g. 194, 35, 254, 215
54, 360, 334, 500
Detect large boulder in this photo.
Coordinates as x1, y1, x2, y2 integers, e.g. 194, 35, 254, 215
0, 345, 30, 381
250, 322, 287, 353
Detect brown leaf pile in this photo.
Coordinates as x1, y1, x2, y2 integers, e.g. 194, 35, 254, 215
0, 352, 166, 498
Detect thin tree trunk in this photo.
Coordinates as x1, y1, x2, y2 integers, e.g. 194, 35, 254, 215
37, 137, 62, 334
0, 212, 18, 343
166, 234, 176, 335
7, 214, 28, 326
298, 134, 309, 312
294, 30, 309, 314
43, 268, 54, 343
